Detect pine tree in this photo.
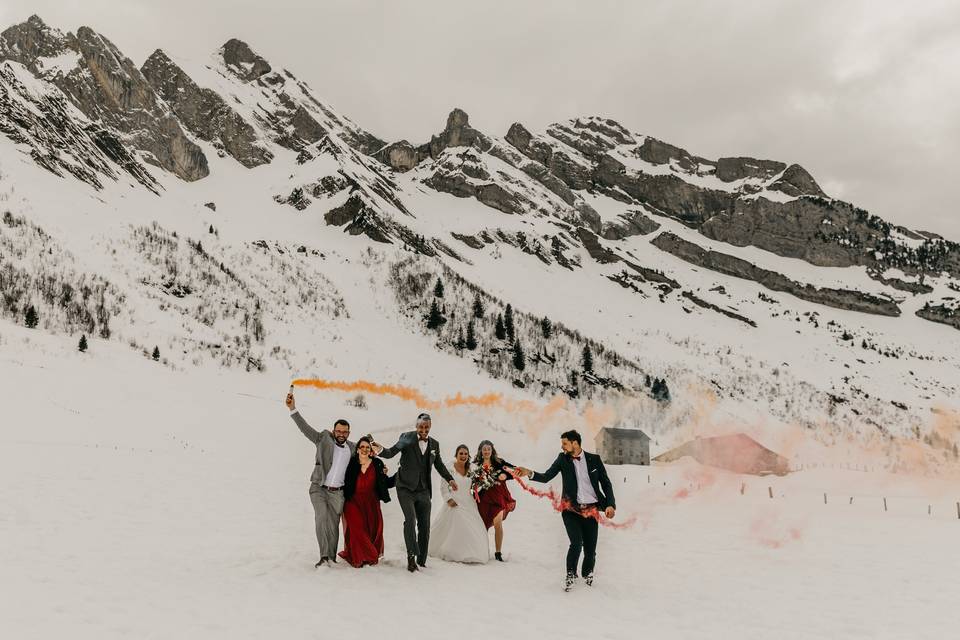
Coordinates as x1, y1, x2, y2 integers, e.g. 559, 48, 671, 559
455, 325, 465, 350
78, 334, 88, 352
209, 224, 215, 234
504, 304, 515, 341
472, 293, 485, 319
582, 343, 594, 373
426, 300, 445, 330
152, 345, 160, 361
540, 317, 552, 339
24, 305, 38, 329
466, 320, 477, 350
512, 339, 526, 371
494, 314, 506, 340
434, 278, 444, 298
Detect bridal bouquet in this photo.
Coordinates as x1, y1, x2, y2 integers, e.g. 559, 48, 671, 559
468, 464, 501, 495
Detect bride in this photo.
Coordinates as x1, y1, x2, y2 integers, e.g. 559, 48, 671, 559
429, 444, 490, 564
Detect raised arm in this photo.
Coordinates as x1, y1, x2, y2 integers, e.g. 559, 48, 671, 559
530, 453, 564, 484
377, 432, 412, 459
290, 409, 323, 444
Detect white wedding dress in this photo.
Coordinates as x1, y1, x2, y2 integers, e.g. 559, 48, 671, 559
429, 463, 490, 563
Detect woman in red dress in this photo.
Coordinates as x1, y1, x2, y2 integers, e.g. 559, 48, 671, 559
339, 436, 395, 568
472, 440, 517, 562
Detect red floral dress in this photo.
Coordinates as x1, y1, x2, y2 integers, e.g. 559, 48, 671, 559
475, 463, 517, 530
338, 464, 384, 567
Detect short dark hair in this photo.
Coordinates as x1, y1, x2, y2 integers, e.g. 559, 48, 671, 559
333, 419, 350, 429
560, 429, 581, 445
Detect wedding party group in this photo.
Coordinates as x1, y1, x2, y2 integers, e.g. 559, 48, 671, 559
285, 389, 617, 590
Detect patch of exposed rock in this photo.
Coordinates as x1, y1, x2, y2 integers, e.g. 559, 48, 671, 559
651, 231, 901, 316
141, 49, 272, 168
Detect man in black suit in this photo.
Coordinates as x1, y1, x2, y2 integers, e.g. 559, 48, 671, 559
516, 429, 616, 591
373, 413, 457, 573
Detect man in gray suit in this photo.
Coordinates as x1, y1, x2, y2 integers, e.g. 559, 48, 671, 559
374, 413, 457, 573
286, 389, 355, 567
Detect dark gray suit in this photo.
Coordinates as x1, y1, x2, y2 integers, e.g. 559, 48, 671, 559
378, 431, 453, 562
290, 410, 355, 560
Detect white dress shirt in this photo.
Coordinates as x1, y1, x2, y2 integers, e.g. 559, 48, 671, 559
418, 438, 428, 454
324, 442, 350, 488
572, 453, 598, 505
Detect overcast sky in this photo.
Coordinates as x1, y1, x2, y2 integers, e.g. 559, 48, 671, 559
4, 1, 959, 237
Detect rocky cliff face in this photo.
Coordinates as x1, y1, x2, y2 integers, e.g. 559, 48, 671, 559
0, 16, 208, 182
141, 49, 272, 168
209, 38, 383, 156
3, 14, 958, 325
0, 59, 158, 192
651, 231, 902, 317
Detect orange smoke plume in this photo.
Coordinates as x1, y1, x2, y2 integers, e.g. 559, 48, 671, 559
292, 378, 502, 410
291, 378, 588, 437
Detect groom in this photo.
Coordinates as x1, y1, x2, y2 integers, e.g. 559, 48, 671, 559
374, 413, 457, 572
516, 429, 616, 591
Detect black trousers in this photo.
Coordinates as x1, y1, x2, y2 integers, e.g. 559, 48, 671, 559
397, 488, 432, 561
561, 508, 599, 576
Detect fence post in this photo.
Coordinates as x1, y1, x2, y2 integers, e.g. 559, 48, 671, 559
768, 486, 773, 499
883, 498, 888, 512
824, 493, 827, 504
849, 497, 853, 505
740, 482, 745, 495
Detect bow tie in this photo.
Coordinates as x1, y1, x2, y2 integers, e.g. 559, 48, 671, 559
418, 437, 428, 442
571, 455, 581, 461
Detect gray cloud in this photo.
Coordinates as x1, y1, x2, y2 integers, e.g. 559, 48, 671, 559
5, 0, 959, 237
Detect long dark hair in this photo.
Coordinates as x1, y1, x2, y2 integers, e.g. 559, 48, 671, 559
354, 435, 374, 463
454, 444, 470, 473
473, 440, 503, 467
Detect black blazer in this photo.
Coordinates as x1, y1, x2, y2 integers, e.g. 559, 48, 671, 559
531, 451, 616, 510
377, 431, 453, 492
343, 457, 395, 503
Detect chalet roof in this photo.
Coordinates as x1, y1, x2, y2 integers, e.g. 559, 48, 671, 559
596, 427, 650, 440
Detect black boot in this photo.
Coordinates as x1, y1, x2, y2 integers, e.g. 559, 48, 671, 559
407, 556, 419, 573
584, 572, 594, 587
417, 557, 427, 568
494, 552, 504, 562
315, 557, 329, 568
564, 572, 577, 592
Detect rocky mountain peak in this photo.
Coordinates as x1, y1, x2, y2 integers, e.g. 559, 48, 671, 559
141, 47, 273, 168
430, 108, 490, 157
0, 17, 208, 182
505, 122, 533, 150
220, 38, 271, 82
0, 14, 72, 66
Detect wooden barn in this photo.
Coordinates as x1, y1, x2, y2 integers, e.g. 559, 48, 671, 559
595, 427, 651, 465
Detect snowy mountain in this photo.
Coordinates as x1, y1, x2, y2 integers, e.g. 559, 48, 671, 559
2, 14, 960, 472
